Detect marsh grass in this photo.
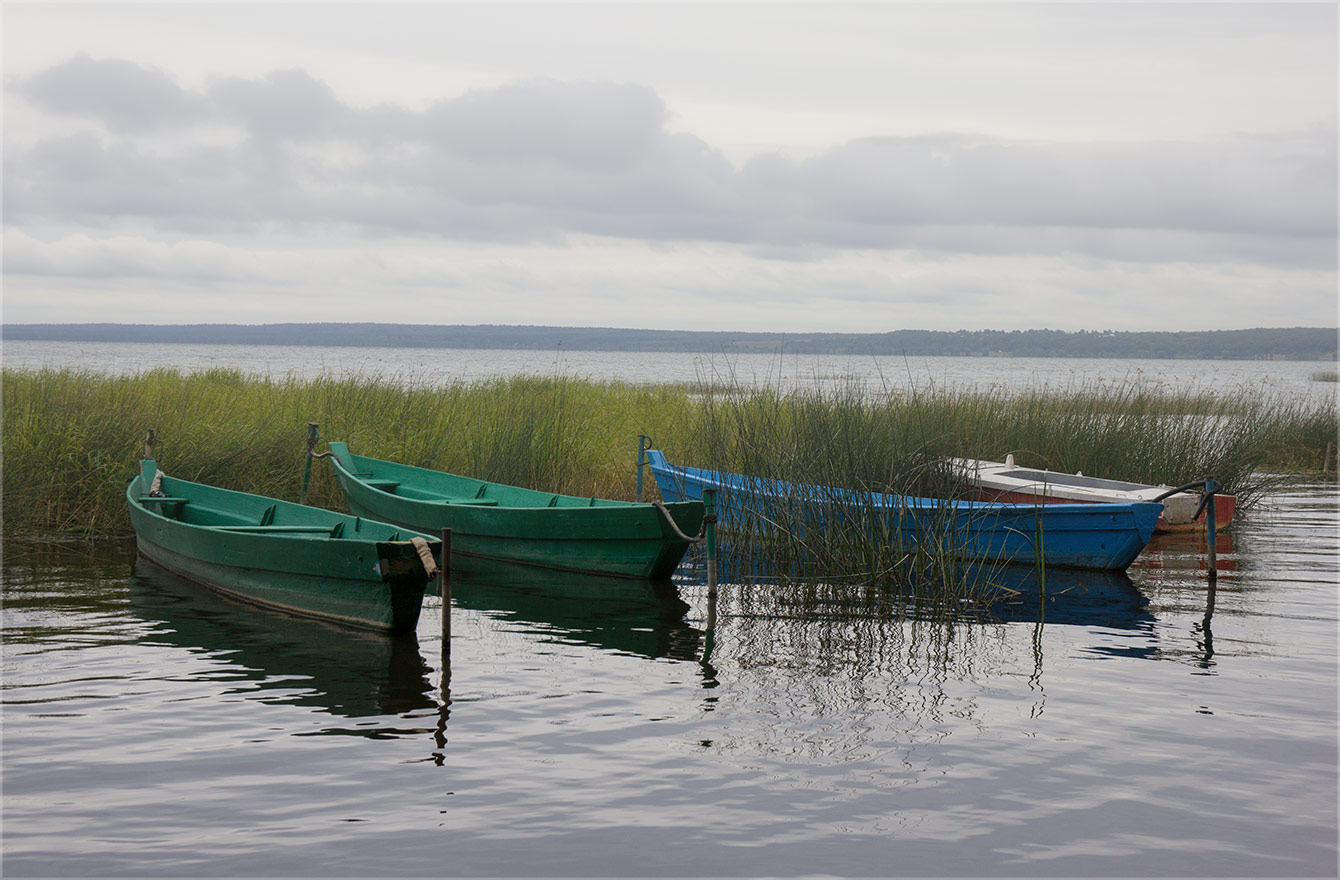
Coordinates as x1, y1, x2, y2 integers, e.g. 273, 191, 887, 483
682, 375, 1335, 593
4, 366, 1334, 568
1, 368, 700, 536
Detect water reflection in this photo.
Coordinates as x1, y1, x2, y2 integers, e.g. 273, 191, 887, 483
677, 542, 1156, 629
674, 545, 1164, 736
447, 563, 704, 662
1134, 528, 1238, 573
127, 559, 439, 732
2, 537, 138, 620
973, 565, 1154, 629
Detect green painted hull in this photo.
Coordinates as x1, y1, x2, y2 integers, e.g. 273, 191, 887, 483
127, 462, 439, 633
325, 443, 705, 579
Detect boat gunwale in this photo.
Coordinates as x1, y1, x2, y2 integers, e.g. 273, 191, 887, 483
329, 443, 702, 515
948, 456, 1235, 530
645, 450, 1163, 520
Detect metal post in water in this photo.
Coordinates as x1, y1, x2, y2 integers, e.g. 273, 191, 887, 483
635, 435, 649, 503
301, 422, 319, 505
1204, 478, 1218, 581
703, 488, 718, 597
441, 528, 453, 653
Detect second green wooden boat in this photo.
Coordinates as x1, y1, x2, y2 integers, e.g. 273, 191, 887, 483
321, 442, 705, 579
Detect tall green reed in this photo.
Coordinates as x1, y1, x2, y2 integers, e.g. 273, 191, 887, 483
680, 372, 1336, 596
3, 365, 1333, 548
1, 368, 699, 535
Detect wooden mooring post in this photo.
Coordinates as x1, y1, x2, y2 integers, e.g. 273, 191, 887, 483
301, 422, 319, 505
440, 528, 453, 652
1204, 478, 1218, 582
635, 435, 650, 503
436, 527, 454, 756
702, 488, 719, 666
703, 489, 718, 598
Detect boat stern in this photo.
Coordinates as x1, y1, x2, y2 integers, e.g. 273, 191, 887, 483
375, 538, 443, 633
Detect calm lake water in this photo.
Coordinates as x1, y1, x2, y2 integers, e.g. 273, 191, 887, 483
2, 338, 1335, 401
3, 341, 1338, 875
3, 480, 1337, 877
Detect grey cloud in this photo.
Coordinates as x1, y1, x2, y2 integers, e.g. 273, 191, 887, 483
794, 134, 1336, 239
207, 69, 351, 141
423, 79, 667, 171
6, 56, 1335, 268
19, 54, 202, 133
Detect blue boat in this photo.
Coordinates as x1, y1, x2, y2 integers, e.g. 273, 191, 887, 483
643, 449, 1161, 571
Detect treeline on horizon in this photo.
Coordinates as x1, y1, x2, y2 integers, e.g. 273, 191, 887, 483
5, 323, 1337, 361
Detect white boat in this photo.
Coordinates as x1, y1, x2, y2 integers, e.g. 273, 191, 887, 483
948, 455, 1234, 533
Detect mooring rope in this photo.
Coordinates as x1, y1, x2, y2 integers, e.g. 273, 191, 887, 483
409, 536, 440, 579
306, 432, 339, 461
652, 500, 717, 543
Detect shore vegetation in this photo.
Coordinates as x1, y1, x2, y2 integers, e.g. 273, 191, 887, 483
5, 366, 1333, 541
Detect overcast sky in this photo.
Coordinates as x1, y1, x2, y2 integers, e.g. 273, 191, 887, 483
3, 3, 1336, 332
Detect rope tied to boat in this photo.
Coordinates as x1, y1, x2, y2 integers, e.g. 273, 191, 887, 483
652, 500, 716, 543
148, 470, 165, 497
1153, 478, 1220, 521
409, 536, 440, 579
306, 430, 338, 461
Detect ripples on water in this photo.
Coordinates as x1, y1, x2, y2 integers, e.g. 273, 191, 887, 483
2, 483, 1336, 876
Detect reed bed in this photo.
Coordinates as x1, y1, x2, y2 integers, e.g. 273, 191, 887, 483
680, 376, 1318, 592
1, 367, 700, 537
4, 367, 1334, 589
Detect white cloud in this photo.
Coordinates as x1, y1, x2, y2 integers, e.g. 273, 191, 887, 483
8, 63, 1332, 255
4, 231, 1333, 333
1, 4, 1335, 332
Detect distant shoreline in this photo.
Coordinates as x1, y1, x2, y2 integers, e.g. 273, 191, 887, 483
3, 323, 1336, 361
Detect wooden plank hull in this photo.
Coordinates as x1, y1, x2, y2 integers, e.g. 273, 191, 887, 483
646, 450, 1161, 572
325, 443, 705, 580
127, 462, 438, 633
948, 457, 1236, 532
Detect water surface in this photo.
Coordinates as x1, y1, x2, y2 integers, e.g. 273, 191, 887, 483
3, 339, 1333, 401
3, 481, 1335, 876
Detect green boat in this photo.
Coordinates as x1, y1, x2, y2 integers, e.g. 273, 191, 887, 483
127, 460, 440, 633
321, 442, 705, 579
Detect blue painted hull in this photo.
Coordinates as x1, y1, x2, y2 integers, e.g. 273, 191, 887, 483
644, 450, 1160, 571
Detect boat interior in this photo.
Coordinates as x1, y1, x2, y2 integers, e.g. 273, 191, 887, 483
332, 443, 621, 509
135, 463, 404, 540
